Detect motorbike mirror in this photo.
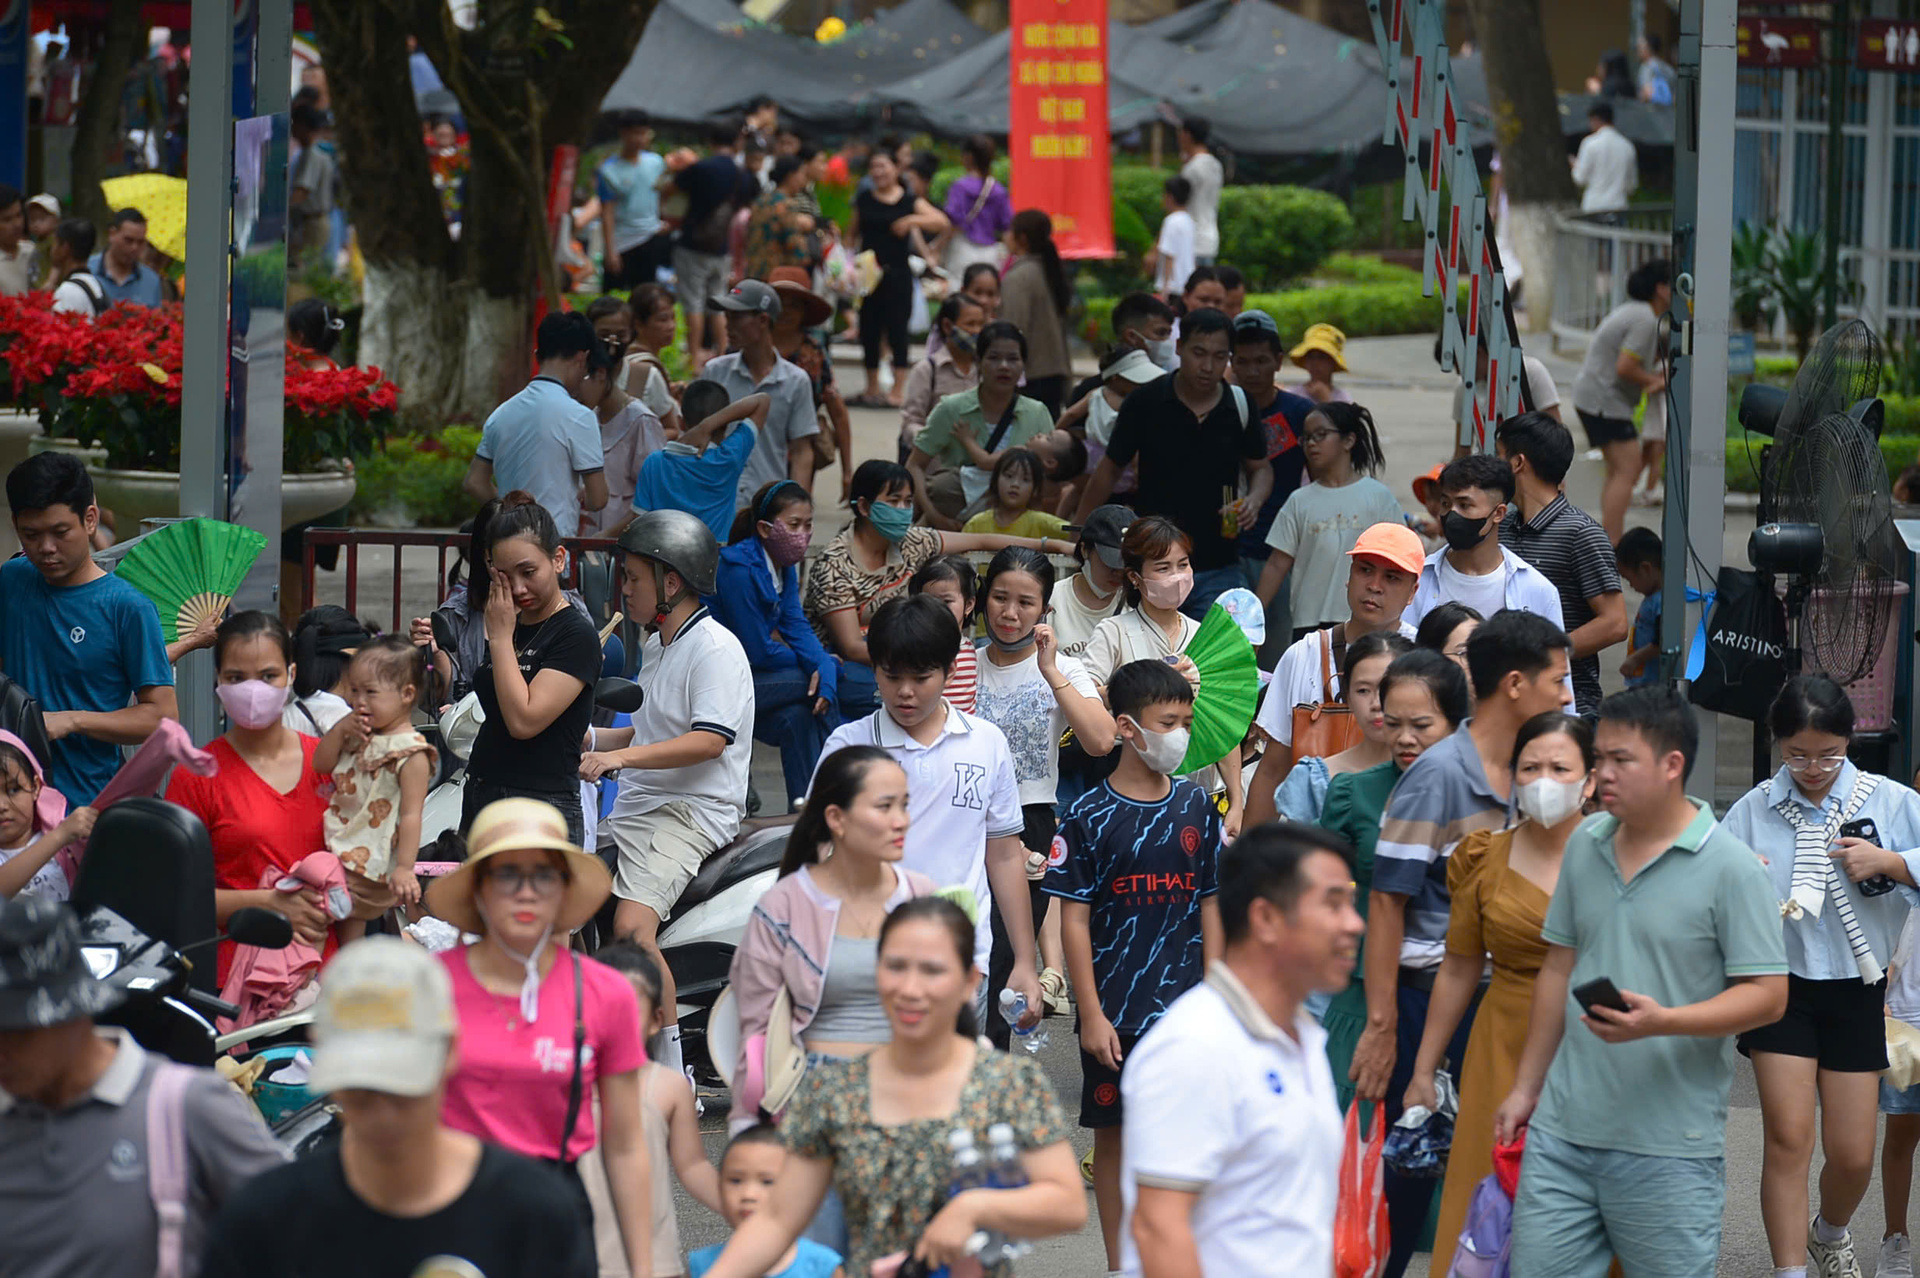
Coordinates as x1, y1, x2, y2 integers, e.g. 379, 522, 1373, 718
430, 611, 456, 654
227, 907, 294, 950
594, 677, 645, 715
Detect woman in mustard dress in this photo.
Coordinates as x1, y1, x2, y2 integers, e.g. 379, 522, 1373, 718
1403, 712, 1595, 1266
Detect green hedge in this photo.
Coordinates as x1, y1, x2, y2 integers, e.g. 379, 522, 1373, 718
1315, 252, 1421, 286
1081, 278, 1451, 348
348, 427, 483, 527
1723, 429, 1920, 493
934, 163, 1349, 292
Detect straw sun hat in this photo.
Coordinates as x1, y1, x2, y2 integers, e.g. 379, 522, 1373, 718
424, 798, 611, 936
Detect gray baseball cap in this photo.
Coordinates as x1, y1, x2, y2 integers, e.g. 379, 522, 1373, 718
713, 279, 782, 320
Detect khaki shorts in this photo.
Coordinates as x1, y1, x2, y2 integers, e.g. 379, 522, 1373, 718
608, 800, 719, 921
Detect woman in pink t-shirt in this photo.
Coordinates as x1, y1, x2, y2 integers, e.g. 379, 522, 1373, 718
423, 796, 653, 1273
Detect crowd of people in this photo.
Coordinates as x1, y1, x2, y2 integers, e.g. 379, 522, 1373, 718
0, 100, 1909, 1278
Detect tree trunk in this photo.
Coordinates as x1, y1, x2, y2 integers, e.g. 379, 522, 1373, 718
68, 0, 146, 234
314, 0, 654, 423
1462, 0, 1575, 334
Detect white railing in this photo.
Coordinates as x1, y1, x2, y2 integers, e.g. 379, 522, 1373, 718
1549, 206, 1676, 353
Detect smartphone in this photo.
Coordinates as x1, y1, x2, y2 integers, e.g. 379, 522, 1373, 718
1572, 976, 1631, 1016
1842, 817, 1899, 897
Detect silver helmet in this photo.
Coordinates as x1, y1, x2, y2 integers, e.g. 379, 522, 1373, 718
618, 508, 719, 602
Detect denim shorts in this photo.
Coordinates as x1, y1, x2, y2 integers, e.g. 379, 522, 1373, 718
1883, 1079, 1920, 1115
1511, 1126, 1725, 1278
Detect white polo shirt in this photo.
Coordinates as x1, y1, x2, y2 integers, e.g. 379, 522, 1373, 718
1254, 621, 1417, 749
611, 608, 753, 846
1120, 961, 1342, 1278
813, 702, 1023, 970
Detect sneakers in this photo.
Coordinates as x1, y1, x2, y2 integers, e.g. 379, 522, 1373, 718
1808, 1221, 1861, 1278
1881, 1234, 1914, 1278
1039, 967, 1071, 1016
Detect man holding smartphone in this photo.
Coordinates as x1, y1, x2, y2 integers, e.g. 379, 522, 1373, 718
1495, 685, 1787, 1277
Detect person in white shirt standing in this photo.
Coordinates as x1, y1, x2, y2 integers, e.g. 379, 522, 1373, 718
1148, 176, 1196, 302
1120, 821, 1364, 1278
463, 312, 609, 538
1405, 454, 1567, 634
1178, 117, 1224, 267
1571, 101, 1638, 215
584, 510, 754, 1078
46, 218, 107, 317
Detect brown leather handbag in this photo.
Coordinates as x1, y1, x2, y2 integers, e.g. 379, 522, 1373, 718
1290, 627, 1360, 763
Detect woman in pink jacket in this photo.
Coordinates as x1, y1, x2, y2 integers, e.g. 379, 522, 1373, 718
725, 743, 936, 1256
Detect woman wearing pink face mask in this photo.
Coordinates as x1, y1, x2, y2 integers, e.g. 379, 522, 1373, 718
1078, 516, 1246, 838
165, 610, 334, 986
713, 480, 843, 810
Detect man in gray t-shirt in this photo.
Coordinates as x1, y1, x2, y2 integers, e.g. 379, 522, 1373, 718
1570, 258, 1670, 542
0, 899, 288, 1278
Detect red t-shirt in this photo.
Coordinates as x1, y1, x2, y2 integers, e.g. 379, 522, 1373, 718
164, 734, 331, 984
440, 946, 647, 1162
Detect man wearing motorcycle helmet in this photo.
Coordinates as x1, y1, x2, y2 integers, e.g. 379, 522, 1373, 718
0, 898, 285, 1278
583, 509, 754, 1077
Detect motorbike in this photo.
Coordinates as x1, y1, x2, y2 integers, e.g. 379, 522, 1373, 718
69, 796, 297, 1068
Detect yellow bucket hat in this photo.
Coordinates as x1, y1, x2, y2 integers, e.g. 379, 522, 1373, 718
1289, 322, 1349, 372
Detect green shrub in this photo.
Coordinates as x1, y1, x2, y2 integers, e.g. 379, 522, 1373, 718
1080, 278, 1449, 348
1217, 186, 1352, 290
1723, 429, 1920, 494
348, 426, 484, 527
1315, 252, 1421, 286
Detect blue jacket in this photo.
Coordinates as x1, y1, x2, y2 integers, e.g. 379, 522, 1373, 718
706, 538, 840, 704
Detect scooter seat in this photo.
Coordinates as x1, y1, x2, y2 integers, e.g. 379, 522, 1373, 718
674, 818, 792, 917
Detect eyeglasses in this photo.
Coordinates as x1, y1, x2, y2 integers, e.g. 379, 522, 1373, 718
1444, 646, 1470, 662
1784, 754, 1847, 774
484, 864, 567, 895
1299, 430, 1338, 446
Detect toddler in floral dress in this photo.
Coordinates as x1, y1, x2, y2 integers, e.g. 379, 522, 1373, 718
314, 636, 436, 944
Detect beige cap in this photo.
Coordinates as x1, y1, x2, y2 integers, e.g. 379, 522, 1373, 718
308, 938, 456, 1097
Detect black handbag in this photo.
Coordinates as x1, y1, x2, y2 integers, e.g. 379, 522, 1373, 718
0, 671, 52, 775
1687, 568, 1788, 722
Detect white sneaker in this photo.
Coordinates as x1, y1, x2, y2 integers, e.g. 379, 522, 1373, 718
1808, 1222, 1862, 1278
1881, 1233, 1914, 1278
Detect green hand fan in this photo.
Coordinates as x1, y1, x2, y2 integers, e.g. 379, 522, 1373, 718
114, 518, 270, 642
1178, 601, 1260, 774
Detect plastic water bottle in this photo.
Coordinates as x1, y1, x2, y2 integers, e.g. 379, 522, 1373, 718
975, 1122, 1033, 1264
946, 1128, 1009, 1265
999, 988, 1050, 1054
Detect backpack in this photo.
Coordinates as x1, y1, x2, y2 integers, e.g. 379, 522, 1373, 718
1445, 1173, 1514, 1278
64, 269, 108, 316
146, 1062, 195, 1278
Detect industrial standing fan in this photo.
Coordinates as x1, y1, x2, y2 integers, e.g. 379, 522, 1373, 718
1742, 319, 1902, 775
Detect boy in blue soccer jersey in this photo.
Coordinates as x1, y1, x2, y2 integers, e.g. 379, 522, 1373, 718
1045, 657, 1222, 1274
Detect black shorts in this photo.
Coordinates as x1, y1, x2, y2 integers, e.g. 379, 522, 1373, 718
1078, 1030, 1142, 1128
1737, 973, 1889, 1073
1576, 407, 1639, 449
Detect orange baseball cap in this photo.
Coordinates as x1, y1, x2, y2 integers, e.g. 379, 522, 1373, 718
1346, 521, 1426, 576
1411, 463, 1445, 504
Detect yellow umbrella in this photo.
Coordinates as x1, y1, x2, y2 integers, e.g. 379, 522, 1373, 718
100, 174, 189, 263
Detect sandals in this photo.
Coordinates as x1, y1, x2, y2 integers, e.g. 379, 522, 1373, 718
848, 393, 893, 410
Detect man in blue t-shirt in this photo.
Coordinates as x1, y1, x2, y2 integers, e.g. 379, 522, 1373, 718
1230, 310, 1316, 655
1045, 658, 1220, 1273
633, 382, 767, 541
596, 111, 669, 292
0, 454, 175, 803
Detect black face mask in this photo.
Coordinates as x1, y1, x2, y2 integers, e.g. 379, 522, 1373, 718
1441, 509, 1492, 552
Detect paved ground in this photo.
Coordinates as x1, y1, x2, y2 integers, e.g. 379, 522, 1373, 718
310, 335, 1826, 1274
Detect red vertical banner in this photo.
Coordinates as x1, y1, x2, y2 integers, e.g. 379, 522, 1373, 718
1009, 0, 1112, 259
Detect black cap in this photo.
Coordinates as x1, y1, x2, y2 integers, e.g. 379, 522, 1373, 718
1067, 504, 1133, 570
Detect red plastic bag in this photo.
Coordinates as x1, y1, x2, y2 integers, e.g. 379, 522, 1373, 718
1334, 1102, 1390, 1278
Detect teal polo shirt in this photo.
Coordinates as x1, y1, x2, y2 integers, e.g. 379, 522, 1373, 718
1532, 800, 1787, 1160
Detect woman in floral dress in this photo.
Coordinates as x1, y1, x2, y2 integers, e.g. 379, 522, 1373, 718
696, 897, 1086, 1276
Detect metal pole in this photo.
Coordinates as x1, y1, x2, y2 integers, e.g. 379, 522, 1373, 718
179, 0, 237, 745
1823, 0, 1849, 329
1662, 0, 1735, 793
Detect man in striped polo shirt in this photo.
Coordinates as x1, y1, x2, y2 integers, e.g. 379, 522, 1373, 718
1352, 609, 1572, 1276
1494, 412, 1629, 718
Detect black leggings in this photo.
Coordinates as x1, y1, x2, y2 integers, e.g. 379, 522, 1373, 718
860, 267, 914, 372
987, 803, 1056, 1049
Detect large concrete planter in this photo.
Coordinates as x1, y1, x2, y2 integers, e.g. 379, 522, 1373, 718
27, 436, 356, 530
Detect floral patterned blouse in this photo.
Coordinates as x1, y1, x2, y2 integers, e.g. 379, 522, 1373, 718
780, 1049, 1067, 1275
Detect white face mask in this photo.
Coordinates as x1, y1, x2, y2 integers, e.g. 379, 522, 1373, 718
1123, 715, 1190, 775
1516, 776, 1586, 828
1146, 336, 1177, 371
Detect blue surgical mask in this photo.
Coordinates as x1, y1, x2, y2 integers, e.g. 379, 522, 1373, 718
866, 500, 914, 543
